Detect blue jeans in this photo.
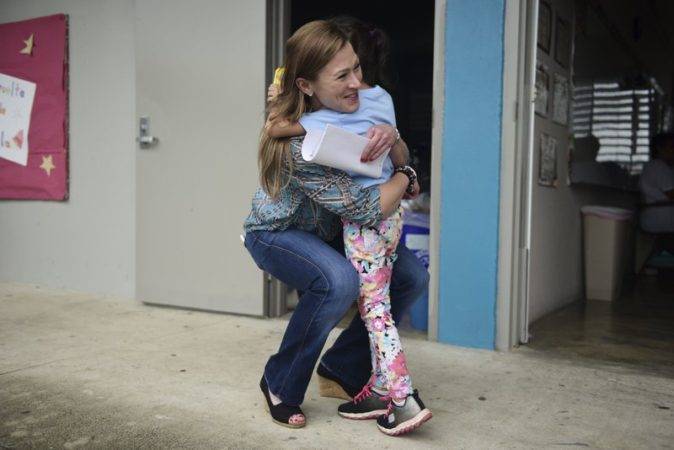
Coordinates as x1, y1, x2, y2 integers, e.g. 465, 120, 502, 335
244, 228, 429, 406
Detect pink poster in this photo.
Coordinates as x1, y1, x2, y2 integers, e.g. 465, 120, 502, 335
0, 14, 69, 200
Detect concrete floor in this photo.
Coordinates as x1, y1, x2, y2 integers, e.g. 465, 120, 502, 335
530, 276, 674, 378
1, 283, 673, 449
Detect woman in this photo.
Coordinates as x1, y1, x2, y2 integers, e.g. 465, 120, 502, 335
243, 20, 429, 429
639, 132, 674, 253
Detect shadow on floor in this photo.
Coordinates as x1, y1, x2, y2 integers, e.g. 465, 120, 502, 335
528, 274, 674, 378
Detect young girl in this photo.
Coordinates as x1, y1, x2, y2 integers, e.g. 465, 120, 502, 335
265, 18, 431, 436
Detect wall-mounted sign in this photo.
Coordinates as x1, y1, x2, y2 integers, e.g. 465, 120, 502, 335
552, 73, 569, 126
538, 1, 552, 54
539, 133, 558, 187
0, 73, 36, 167
0, 14, 69, 200
555, 17, 571, 68
535, 65, 550, 117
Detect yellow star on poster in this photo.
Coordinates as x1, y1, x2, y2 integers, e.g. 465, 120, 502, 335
20, 34, 34, 55
40, 155, 55, 176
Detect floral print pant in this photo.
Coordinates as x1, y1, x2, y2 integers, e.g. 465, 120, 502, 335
343, 207, 412, 399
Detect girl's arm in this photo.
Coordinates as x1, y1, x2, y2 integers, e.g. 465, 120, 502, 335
265, 82, 306, 138
266, 118, 306, 138
378, 173, 410, 216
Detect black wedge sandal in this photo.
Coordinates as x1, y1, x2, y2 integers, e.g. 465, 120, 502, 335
259, 376, 306, 428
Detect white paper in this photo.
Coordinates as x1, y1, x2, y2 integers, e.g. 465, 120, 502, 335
0, 73, 37, 166
301, 124, 388, 178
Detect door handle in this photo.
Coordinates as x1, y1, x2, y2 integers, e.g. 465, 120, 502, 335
138, 116, 159, 148
138, 135, 159, 147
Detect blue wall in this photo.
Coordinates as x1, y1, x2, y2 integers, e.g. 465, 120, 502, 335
437, 0, 505, 349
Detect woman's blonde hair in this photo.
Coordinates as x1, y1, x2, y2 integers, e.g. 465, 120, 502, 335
259, 20, 349, 198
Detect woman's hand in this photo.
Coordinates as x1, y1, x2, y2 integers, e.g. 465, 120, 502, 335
389, 139, 410, 167
361, 124, 398, 162
267, 83, 280, 103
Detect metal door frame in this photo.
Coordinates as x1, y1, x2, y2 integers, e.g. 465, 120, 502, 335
496, 0, 538, 349
264, 0, 291, 317
427, 0, 445, 341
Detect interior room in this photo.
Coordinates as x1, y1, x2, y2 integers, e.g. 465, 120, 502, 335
525, 0, 674, 375
274, 0, 436, 338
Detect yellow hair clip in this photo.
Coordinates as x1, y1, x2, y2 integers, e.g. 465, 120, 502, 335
273, 67, 285, 86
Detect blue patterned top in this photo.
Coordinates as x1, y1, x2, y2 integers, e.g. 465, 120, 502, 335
243, 138, 383, 241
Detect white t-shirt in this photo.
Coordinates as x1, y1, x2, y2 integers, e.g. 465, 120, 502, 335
639, 159, 674, 232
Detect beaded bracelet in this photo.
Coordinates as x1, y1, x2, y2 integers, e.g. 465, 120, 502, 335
393, 165, 417, 195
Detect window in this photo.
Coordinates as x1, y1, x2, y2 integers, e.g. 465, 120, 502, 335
572, 79, 662, 175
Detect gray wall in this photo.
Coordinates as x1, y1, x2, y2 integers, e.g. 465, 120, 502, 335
575, 0, 674, 96
529, 185, 635, 322
0, 1, 136, 298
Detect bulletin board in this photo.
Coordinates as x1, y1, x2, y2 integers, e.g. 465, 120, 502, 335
0, 14, 69, 200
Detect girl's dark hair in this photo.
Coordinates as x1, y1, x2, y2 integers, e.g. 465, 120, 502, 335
328, 15, 392, 90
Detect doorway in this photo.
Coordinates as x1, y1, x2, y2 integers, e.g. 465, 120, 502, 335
265, 0, 440, 339
512, 0, 674, 374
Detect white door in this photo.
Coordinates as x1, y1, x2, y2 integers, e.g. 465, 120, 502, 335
135, 0, 266, 315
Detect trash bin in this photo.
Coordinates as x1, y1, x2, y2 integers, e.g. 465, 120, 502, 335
401, 211, 430, 330
581, 206, 634, 301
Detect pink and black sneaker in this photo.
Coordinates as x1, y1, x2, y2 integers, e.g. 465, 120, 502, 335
376, 390, 432, 436
337, 383, 389, 420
